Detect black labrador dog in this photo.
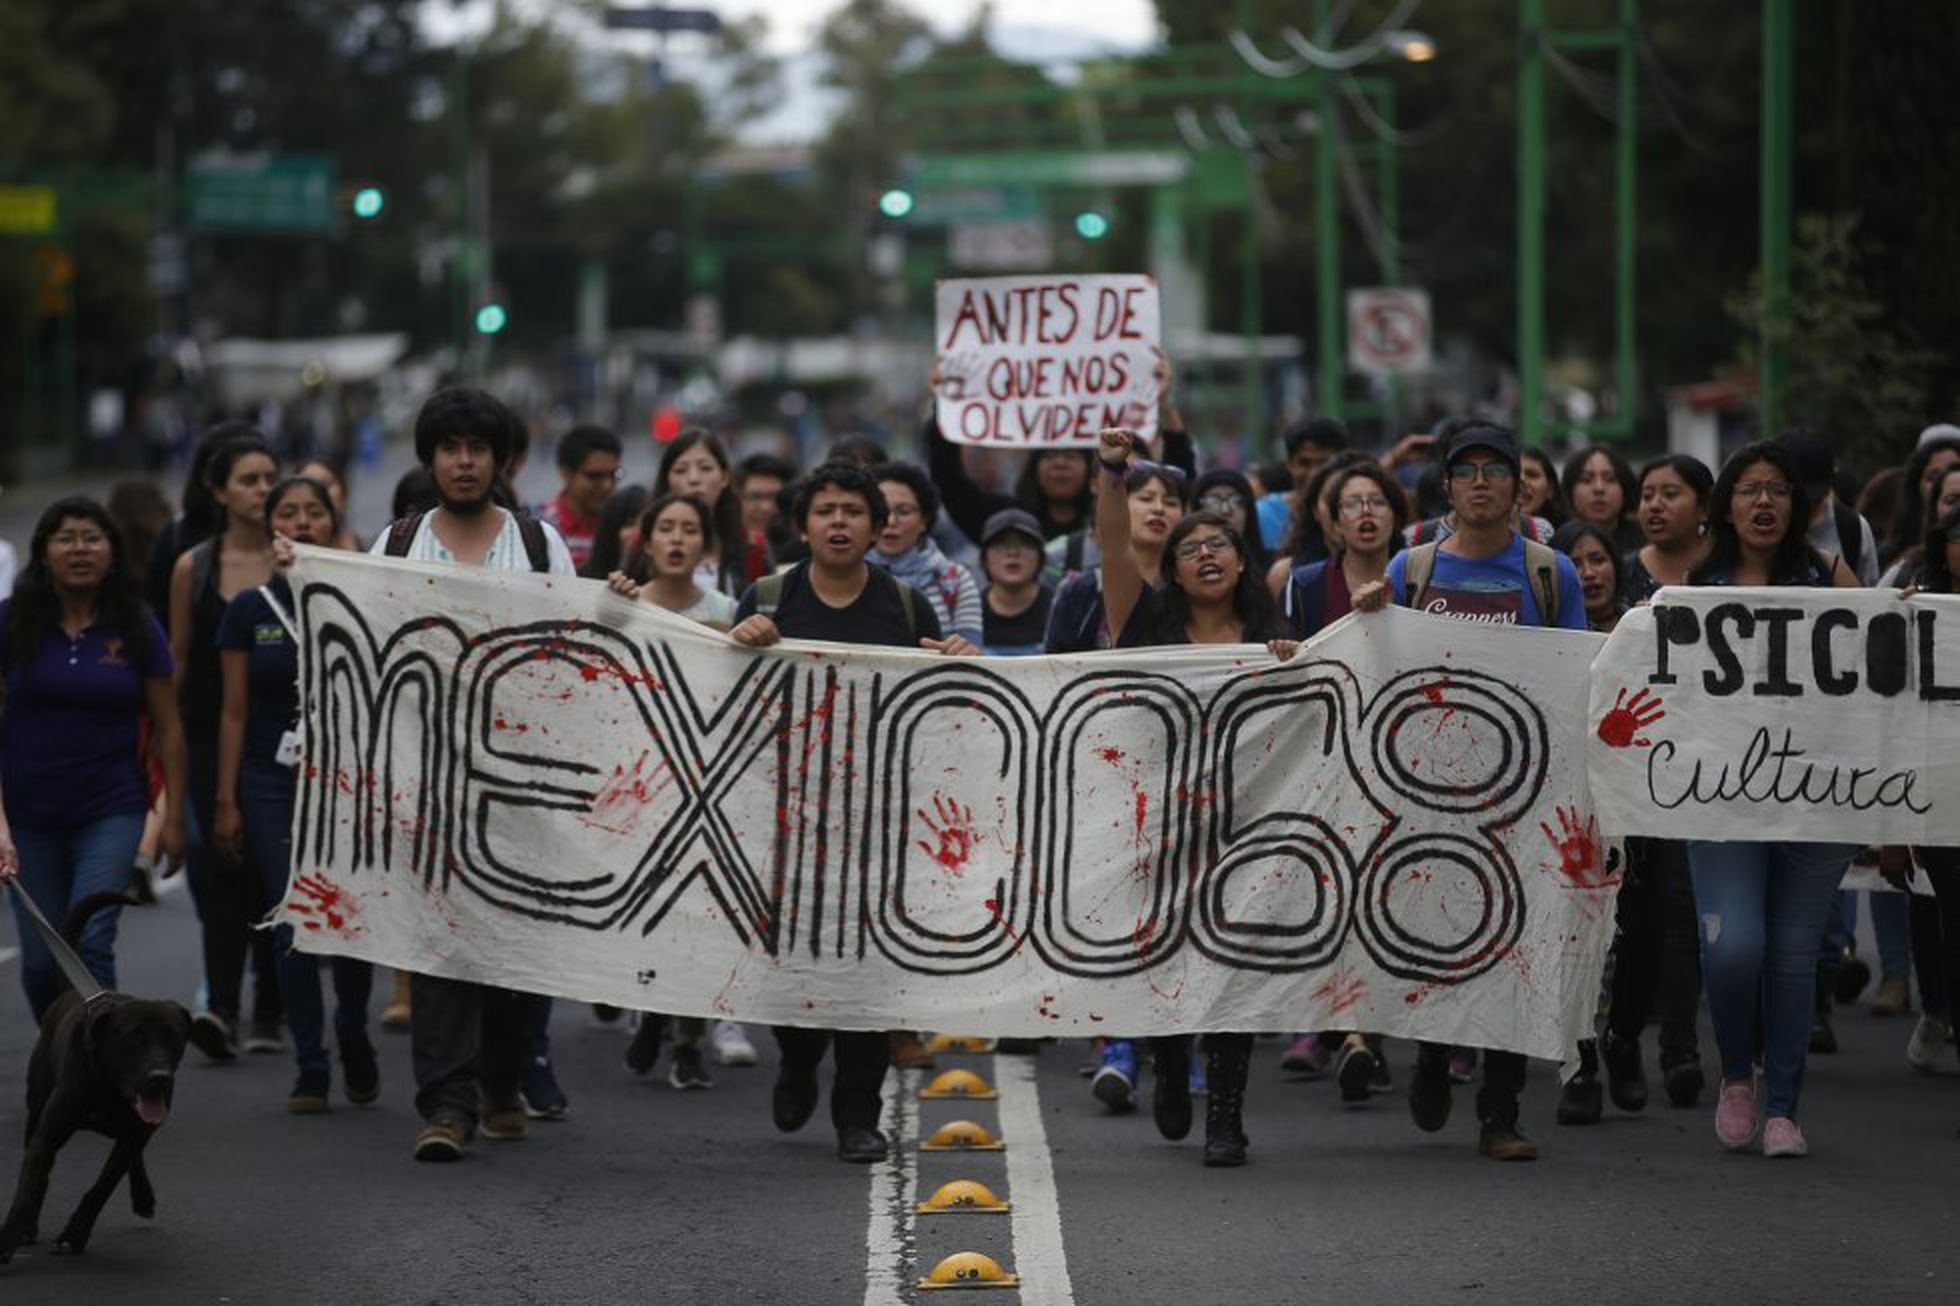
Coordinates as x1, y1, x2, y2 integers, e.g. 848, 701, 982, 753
0, 892, 191, 1264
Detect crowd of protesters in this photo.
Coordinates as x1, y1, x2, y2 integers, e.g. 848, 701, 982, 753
5, 364, 1960, 1173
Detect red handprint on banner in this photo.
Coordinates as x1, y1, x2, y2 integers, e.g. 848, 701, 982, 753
917, 793, 980, 875
1539, 807, 1618, 890
1596, 686, 1664, 749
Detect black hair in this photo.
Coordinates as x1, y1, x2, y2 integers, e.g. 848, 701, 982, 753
181, 420, 265, 539
1550, 519, 1625, 623
556, 424, 622, 473
1321, 461, 1412, 549
1691, 440, 1820, 585
263, 475, 341, 534
1124, 462, 1188, 503
827, 433, 889, 469
1283, 417, 1350, 457
1519, 447, 1570, 527
1013, 449, 1094, 524
1191, 468, 1271, 575
292, 453, 348, 492
623, 492, 719, 583
736, 452, 797, 487
1920, 503, 1960, 595
1559, 446, 1638, 523
874, 461, 940, 532
1151, 511, 1285, 645
580, 485, 650, 580
4, 496, 151, 670
1889, 436, 1960, 561
107, 478, 174, 582
204, 433, 278, 520
655, 430, 747, 580
791, 460, 890, 532
1637, 453, 1715, 506
412, 386, 521, 470
1250, 459, 1293, 496
391, 466, 439, 520
1279, 449, 1370, 561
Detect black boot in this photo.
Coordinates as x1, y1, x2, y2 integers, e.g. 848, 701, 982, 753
1202, 1034, 1252, 1167
1557, 1039, 1604, 1125
1151, 1036, 1193, 1141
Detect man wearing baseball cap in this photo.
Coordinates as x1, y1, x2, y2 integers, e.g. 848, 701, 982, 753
976, 507, 1053, 657
1353, 420, 1585, 1160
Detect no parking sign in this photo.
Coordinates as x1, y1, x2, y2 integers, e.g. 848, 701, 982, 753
1346, 287, 1432, 377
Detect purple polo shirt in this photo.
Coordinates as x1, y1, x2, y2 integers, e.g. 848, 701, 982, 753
0, 600, 173, 828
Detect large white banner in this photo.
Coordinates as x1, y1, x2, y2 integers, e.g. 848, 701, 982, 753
281, 549, 1616, 1063
934, 274, 1161, 447
1590, 587, 1960, 843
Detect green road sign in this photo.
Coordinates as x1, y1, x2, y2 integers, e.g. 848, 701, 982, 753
187, 154, 337, 234
0, 185, 58, 234
913, 151, 1188, 191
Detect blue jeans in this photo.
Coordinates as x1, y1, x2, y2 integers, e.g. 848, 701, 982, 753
1825, 891, 1911, 979
1688, 839, 1856, 1119
238, 763, 371, 1074
7, 811, 147, 1021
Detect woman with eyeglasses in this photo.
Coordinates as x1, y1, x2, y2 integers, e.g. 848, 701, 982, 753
1191, 469, 1273, 581
1097, 427, 1294, 1167
1, 497, 187, 1020
1684, 441, 1857, 1159
869, 463, 983, 647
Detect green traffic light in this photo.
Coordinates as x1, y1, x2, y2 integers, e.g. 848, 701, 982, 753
474, 304, 507, 335
352, 186, 385, 219
1074, 211, 1110, 240
878, 189, 915, 219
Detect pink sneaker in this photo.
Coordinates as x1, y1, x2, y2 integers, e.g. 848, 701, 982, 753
1715, 1080, 1758, 1150
1280, 1033, 1332, 1075
1762, 1116, 1808, 1158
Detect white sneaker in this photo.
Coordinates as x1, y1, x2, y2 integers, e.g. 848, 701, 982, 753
1906, 1015, 1951, 1073
710, 1020, 758, 1067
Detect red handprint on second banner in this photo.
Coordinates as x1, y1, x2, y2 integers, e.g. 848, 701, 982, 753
917, 793, 980, 875
1596, 685, 1665, 748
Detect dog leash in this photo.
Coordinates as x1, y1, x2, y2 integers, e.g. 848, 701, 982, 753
4, 878, 107, 1003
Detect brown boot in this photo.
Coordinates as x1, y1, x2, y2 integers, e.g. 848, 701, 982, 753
479, 1089, 529, 1141
382, 971, 412, 1032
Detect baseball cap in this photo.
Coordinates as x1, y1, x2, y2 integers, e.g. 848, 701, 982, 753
1443, 422, 1521, 475
980, 507, 1043, 549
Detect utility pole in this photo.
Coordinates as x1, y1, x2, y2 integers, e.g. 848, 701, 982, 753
1313, 0, 1343, 426
1517, 0, 1547, 445
1759, 0, 1793, 433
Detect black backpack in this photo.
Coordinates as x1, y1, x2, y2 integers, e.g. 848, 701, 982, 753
383, 509, 551, 573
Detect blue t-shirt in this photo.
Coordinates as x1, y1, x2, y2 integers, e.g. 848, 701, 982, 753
0, 600, 174, 827
215, 578, 300, 771
1385, 536, 1588, 631
1255, 492, 1292, 551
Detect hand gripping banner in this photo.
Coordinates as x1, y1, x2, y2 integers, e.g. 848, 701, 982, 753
1589, 587, 1960, 844
281, 548, 1616, 1063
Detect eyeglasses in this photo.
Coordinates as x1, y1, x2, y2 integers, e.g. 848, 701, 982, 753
1338, 495, 1391, 516
1448, 461, 1514, 484
1197, 493, 1248, 514
1174, 535, 1238, 561
1733, 479, 1794, 502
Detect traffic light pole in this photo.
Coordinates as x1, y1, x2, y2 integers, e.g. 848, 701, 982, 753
1314, 0, 1343, 426
1759, 0, 1792, 433
1518, 0, 1547, 446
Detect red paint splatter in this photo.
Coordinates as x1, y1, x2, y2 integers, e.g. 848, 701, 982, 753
982, 897, 1027, 953
917, 793, 980, 875
1597, 685, 1664, 749
491, 715, 530, 733
1098, 746, 1125, 764
1133, 788, 1149, 836
1421, 678, 1450, 704
1311, 969, 1367, 1019
288, 872, 362, 938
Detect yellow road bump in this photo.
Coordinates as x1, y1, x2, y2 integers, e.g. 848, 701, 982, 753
917, 1251, 1019, 1291
926, 1034, 997, 1054
921, 1068, 999, 1100
917, 1179, 1011, 1215
920, 1119, 1006, 1151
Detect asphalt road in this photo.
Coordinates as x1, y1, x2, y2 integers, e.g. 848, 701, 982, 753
2, 883, 1958, 1304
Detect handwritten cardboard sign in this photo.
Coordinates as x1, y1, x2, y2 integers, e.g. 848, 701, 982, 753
934, 274, 1161, 447
1589, 587, 1960, 843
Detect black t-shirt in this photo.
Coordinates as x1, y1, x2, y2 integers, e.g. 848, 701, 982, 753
982, 585, 1054, 654
1115, 589, 1290, 650
735, 562, 942, 648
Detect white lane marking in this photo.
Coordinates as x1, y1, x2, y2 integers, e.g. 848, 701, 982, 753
863, 1067, 920, 1306
995, 1053, 1077, 1306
